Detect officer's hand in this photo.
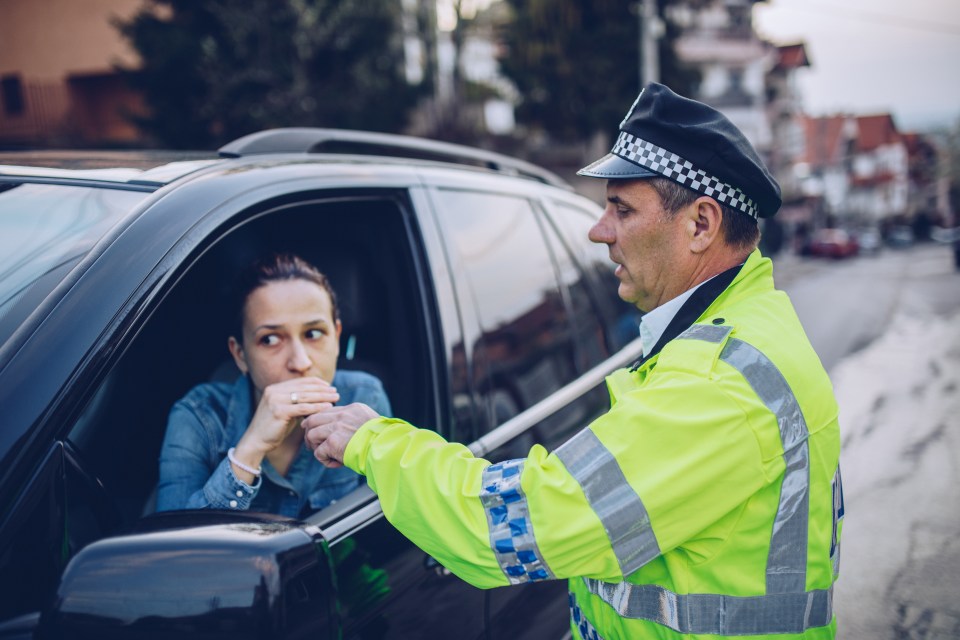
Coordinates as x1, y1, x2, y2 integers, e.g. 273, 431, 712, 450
302, 402, 379, 468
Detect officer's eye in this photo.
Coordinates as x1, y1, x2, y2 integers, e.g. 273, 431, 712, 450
305, 328, 325, 340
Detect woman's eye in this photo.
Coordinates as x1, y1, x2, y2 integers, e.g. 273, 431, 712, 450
306, 328, 325, 340
259, 334, 281, 346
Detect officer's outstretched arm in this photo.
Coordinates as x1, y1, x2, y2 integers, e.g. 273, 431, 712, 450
343, 417, 628, 588
342, 370, 769, 589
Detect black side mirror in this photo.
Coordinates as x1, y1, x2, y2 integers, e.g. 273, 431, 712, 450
39, 511, 337, 640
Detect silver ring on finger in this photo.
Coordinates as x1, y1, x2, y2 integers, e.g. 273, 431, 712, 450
291, 392, 299, 404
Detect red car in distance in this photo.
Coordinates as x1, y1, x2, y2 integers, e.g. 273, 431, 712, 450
803, 228, 860, 259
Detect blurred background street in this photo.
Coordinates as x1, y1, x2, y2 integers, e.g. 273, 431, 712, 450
774, 243, 960, 639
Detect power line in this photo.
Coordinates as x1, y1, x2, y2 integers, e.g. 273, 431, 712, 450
770, 1, 960, 37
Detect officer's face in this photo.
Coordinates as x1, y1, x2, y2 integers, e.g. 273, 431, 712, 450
589, 180, 689, 312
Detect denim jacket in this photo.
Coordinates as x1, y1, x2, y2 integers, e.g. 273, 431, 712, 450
156, 369, 392, 518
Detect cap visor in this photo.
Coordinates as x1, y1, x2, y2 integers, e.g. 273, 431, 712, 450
577, 153, 659, 179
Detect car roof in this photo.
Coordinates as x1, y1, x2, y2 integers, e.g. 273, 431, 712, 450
0, 128, 573, 192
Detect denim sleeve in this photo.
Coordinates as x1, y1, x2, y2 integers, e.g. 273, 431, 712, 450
364, 382, 393, 418
336, 370, 393, 419
156, 398, 261, 511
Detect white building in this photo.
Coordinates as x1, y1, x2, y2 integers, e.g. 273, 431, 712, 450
669, 0, 775, 158
846, 114, 909, 222
801, 114, 909, 225
766, 43, 811, 201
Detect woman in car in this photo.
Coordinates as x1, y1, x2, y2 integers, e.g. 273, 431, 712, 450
156, 252, 391, 517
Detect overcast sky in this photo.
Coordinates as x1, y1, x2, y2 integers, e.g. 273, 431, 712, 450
753, 0, 960, 132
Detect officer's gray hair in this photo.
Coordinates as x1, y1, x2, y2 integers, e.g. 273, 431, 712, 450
648, 177, 760, 251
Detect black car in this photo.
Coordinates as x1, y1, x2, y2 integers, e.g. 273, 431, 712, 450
0, 129, 642, 639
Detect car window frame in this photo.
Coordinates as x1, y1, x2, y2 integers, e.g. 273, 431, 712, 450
0, 179, 443, 618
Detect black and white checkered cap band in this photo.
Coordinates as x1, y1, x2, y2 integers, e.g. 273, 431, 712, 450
612, 131, 760, 219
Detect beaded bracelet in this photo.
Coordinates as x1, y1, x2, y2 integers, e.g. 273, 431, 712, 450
227, 447, 262, 477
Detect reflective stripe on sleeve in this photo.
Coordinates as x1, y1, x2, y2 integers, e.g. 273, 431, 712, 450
480, 459, 555, 583
581, 579, 833, 635
555, 428, 660, 576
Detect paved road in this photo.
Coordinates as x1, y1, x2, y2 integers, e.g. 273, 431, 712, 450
773, 243, 960, 371
772, 243, 960, 639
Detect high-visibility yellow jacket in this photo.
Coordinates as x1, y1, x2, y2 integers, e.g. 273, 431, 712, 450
344, 250, 843, 639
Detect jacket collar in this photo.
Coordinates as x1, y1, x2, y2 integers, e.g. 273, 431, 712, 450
629, 249, 769, 371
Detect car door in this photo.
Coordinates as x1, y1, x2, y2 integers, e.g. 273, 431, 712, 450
89, 185, 485, 639
425, 183, 591, 639
0, 167, 489, 638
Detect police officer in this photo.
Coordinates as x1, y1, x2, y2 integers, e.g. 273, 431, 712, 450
304, 83, 843, 639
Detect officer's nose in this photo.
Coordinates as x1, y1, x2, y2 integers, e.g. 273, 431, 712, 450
287, 339, 312, 374
589, 212, 615, 246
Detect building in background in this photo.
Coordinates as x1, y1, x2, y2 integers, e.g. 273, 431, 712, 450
669, 0, 774, 160
902, 132, 944, 229
797, 114, 855, 230
667, 0, 944, 245
845, 114, 909, 225
765, 42, 809, 201
0, 0, 145, 148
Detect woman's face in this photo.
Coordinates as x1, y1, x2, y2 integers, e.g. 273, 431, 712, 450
228, 279, 341, 399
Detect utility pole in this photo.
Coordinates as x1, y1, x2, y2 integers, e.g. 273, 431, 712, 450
640, 0, 663, 87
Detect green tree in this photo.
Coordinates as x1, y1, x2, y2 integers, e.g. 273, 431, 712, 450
116, 0, 422, 148
499, 0, 696, 142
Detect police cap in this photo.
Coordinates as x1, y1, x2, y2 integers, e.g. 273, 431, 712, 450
578, 83, 781, 219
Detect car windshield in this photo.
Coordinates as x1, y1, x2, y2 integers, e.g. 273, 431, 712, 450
0, 182, 150, 347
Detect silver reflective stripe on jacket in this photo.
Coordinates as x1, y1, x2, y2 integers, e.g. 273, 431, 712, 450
574, 323, 830, 635
578, 580, 832, 635
717, 332, 810, 593
480, 459, 555, 583
554, 429, 660, 575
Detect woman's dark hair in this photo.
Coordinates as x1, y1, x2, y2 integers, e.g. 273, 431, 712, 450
230, 253, 339, 340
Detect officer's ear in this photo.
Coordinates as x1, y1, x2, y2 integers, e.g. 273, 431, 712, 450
684, 196, 723, 254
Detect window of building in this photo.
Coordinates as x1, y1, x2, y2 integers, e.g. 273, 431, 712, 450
1, 75, 25, 116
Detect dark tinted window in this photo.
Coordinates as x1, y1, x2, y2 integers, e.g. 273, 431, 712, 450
537, 202, 608, 373
433, 189, 578, 444
548, 200, 642, 352
0, 184, 148, 346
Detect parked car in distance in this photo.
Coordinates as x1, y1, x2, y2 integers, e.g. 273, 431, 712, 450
0, 129, 643, 640
856, 228, 882, 255
886, 224, 914, 248
802, 228, 859, 259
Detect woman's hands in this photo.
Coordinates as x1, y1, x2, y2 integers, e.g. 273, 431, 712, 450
231, 377, 339, 481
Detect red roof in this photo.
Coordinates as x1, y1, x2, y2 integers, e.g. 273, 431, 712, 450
803, 113, 903, 167
802, 115, 848, 167
854, 114, 901, 151
776, 43, 810, 70
850, 172, 897, 187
